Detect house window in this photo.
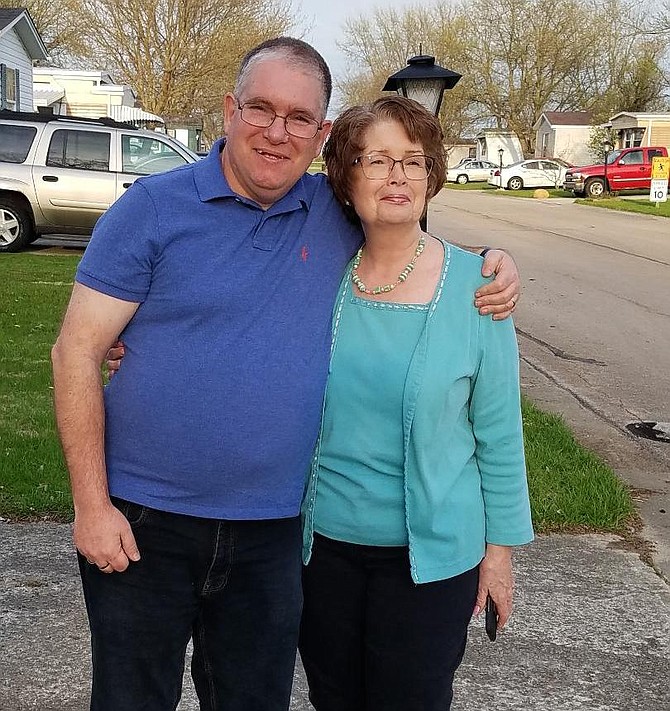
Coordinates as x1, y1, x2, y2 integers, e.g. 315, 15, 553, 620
5, 68, 16, 105
620, 128, 644, 148
0, 65, 18, 109
541, 132, 548, 157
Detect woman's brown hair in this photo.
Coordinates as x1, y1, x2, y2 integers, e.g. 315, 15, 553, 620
322, 96, 447, 222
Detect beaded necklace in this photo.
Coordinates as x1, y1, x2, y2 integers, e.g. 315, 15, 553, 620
351, 235, 426, 295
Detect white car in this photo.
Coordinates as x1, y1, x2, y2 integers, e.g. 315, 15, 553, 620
488, 159, 569, 190
447, 160, 498, 184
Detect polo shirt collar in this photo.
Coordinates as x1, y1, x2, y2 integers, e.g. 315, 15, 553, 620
193, 137, 309, 212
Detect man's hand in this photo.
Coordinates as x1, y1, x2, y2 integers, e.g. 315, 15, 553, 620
106, 340, 125, 378
74, 501, 140, 573
474, 249, 520, 320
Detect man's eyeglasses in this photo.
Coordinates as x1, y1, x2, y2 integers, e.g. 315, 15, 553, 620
354, 154, 435, 181
236, 100, 323, 139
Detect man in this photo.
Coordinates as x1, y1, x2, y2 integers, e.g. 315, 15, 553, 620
52, 37, 519, 711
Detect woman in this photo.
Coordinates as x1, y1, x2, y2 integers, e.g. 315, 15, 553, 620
298, 96, 534, 711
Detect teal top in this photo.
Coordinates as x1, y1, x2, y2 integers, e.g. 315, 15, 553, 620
314, 286, 428, 546
302, 240, 534, 584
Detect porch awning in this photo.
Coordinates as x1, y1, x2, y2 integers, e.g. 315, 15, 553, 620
109, 105, 164, 124
33, 86, 65, 106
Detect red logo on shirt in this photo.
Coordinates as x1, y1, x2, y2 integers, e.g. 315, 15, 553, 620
301, 245, 309, 262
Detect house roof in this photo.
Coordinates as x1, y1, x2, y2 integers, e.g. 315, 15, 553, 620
535, 111, 592, 130
609, 111, 670, 122
0, 8, 24, 28
0, 8, 48, 61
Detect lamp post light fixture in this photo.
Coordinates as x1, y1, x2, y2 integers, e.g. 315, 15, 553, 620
383, 53, 461, 116
603, 139, 614, 197
497, 148, 504, 189
384, 52, 462, 229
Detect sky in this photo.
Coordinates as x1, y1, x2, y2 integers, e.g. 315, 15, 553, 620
297, 0, 418, 88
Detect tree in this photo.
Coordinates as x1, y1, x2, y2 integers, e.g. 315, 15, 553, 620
0, 0, 82, 63
63, 0, 295, 141
587, 125, 618, 161
337, 0, 669, 156
337, 4, 480, 146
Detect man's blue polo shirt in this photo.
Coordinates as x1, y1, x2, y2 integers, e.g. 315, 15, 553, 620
76, 139, 361, 519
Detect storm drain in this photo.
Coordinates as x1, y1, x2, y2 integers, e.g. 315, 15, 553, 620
625, 422, 670, 444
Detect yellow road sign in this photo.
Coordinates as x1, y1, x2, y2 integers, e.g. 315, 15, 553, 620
651, 156, 670, 180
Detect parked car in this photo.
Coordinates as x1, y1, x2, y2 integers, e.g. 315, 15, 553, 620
0, 110, 199, 252
446, 160, 498, 184
563, 146, 669, 198
451, 157, 476, 169
488, 159, 569, 190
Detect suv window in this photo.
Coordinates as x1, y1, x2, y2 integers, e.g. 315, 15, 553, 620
122, 134, 188, 175
0, 124, 37, 163
648, 149, 664, 161
47, 129, 111, 172
619, 150, 643, 166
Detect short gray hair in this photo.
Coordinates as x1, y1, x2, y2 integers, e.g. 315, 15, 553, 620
235, 37, 332, 119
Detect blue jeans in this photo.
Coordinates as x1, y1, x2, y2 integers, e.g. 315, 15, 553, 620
78, 498, 303, 711
299, 534, 479, 711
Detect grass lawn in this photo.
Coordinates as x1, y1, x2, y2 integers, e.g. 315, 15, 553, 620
0, 252, 78, 519
0, 253, 635, 534
491, 187, 574, 199
443, 182, 495, 191
575, 197, 670, 218
444, 183, 574, 198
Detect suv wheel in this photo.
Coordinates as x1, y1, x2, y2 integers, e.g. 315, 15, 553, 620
456, 174, 469, 184
585, 178, 605, 198
0, 199, 35, 252
507, 176, 523, 190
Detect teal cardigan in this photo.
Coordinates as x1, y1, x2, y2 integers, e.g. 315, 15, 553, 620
302, 241, 534, 583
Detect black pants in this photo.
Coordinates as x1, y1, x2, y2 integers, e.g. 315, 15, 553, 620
78, 498, 303, 711
299, 534, 478, 711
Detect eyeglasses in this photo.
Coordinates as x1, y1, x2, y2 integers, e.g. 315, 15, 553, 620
354, 154, 434, 181
236, 99, 323, 139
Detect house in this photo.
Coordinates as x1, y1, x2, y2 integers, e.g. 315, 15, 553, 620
0, 8, 48, 111
32, 68, 163, 128
533, 111, 594, 166
608, 112, 670, 151
445, 140, 476, 168
475, 129, 524, 165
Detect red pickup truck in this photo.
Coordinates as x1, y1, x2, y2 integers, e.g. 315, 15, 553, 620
563, 146, 668, 198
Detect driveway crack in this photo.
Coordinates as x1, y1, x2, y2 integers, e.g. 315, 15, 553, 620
516, 328, 608, 365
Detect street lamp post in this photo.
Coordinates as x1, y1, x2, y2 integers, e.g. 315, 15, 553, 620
603, 139, 614, 197
497, 148, 504, 190
384, 53, 461, 230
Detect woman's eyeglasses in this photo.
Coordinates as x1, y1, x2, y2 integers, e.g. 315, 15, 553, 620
353, 154, 434, 180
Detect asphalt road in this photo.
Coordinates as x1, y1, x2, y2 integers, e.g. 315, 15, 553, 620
429, 189, 670, 579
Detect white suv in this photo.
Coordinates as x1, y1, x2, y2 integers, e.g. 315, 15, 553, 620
0, 110, 199, 252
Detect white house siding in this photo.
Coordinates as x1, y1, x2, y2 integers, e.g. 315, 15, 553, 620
535, 119, 594, 165
0, 29, 34, 111
553, 127, 594, 165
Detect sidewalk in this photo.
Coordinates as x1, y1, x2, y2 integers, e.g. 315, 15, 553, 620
1, 523, 668, 711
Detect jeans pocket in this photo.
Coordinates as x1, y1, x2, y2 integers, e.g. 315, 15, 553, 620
112, 497, 150, 528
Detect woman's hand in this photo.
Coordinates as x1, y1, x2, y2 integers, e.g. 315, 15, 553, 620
105, 340, 125, 378
474, 544, 514, 631
475, 250, 520, 320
